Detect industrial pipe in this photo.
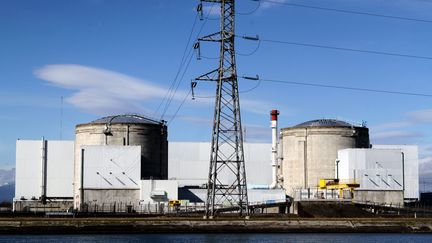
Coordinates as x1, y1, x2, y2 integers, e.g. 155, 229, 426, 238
41, 137, 47, 204
250, 110, 279, 189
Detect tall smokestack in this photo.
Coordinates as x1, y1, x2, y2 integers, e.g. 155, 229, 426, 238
270, 110, 279, 189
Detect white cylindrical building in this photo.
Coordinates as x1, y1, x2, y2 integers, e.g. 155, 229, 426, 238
280, 119, 369, 196
73, 114, 168, 208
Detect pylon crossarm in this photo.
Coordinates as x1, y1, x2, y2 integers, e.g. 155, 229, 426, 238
196, 68, 219, 81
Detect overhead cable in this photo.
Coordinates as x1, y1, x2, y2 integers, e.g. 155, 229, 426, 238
167, 89, 192, 126
238, 0, 261, 15
258, 0, 432, 23
160, 4, 216, 119
259, 38, 432, 61
154, 12, 199, 116
256, 78, 432, 98
161, 49, 195, 119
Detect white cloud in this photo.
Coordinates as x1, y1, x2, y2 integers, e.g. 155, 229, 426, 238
243, 124, 271, 142
200, 0, 287, 17
35, 64, 185, 115
407, 109, 432, 123
370, 121, 411, 131
0, 168, 15, 184
261, 0, 288, 10
369, 108, 432, 143
177, 116, 213, 126
372, 130, 422, 140
419, 144, 432, 157
419, 156, 432, 180
202, 4, 220, 17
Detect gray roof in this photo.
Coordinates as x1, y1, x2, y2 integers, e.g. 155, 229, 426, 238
294, 119, 354, 128
90, 114, 163, 125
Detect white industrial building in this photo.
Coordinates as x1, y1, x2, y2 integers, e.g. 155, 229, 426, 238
337, 145, 419, 204
373, 144, 419, 200
14, 140, 74, 211
13, 139, 285, 212
13, 115, 420, 212
169, 142, 273, 186
15, 140, 74, 200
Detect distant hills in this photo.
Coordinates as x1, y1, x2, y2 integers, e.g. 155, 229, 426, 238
0, 168, 15, 202
0, 183, 14, 202
0, 168, 14, 185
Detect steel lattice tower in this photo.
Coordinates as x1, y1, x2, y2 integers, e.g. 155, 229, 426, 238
195, 0, 249, 217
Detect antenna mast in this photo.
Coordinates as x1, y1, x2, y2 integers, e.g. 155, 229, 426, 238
195, 0, 249, 218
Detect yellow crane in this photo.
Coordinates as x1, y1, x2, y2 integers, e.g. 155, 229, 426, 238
319, 179, 360, 199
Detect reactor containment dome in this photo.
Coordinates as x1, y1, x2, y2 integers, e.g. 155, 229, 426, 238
281, 119, 370, 196
73, 114, 168, 202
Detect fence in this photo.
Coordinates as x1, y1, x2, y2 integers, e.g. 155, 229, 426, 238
293, 187, 344, 201
80, 201, 206, 214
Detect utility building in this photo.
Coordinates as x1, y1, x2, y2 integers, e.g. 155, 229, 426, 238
338, 145, 419, 205
14, 140, 74, 211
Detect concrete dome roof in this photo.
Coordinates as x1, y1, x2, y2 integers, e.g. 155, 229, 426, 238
294, 119, 354, 128
90, 114, 163, 125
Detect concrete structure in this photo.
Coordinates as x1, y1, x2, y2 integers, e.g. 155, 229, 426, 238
338, 147, 419, 204
74, 114, 168, 208
353, 190, 403, 206
179, 188, 286, 204
14, 140, 74, 211
281, 119, 370, 196
77, 145, 141, 209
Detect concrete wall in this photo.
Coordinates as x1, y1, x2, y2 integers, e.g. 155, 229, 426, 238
83, 189, 140, 208
179, 188, 286, 204
281, 126, 369, 196
13, 200, 73, 212
15, 140, 73, 200
353, 190, 404, 206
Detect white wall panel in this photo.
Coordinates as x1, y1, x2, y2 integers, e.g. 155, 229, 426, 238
82, 145, 141, 189
46, 141, 74, 197
168, 142, 272, 186
15, 140, 43, 199
15, 140, 74, 199
338, 147, 419, 200
373, 145, 419, 199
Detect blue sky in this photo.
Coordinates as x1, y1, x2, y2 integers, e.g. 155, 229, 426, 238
1, 0, 432, 184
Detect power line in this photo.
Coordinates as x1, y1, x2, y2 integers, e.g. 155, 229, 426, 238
167, 89, 192, 126
255, 77, 432, 98
159, 4, 216, 120
161, 49, 195, 119
258, 0, 432, 23
192, 77, 262, 99
154, 12, 199, 116
238, 0, 261, 15
259, 38, 432, 61
200, 40, 261, 59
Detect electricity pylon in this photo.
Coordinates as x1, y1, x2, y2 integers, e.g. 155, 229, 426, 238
194, 0, 249, 218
